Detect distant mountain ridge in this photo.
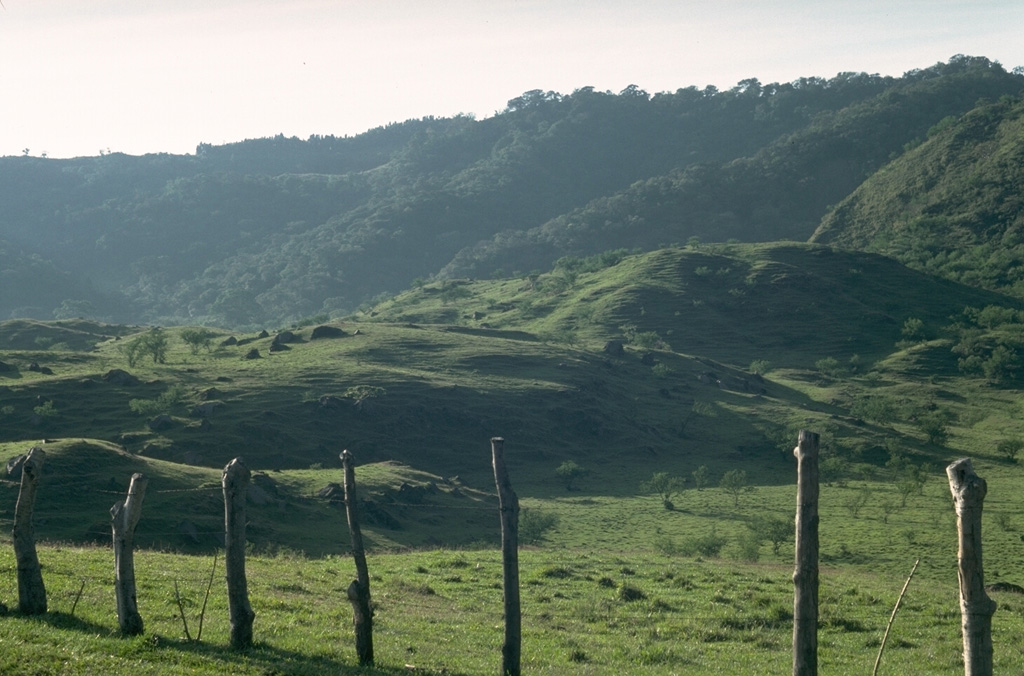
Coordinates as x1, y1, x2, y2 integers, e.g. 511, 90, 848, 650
1, 55, 1021, 327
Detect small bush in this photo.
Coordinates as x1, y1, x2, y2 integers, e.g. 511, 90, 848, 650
617, 583, 646, 602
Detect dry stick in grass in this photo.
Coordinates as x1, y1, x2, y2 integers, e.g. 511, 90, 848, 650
70, 580, 86, 618
196, 552, 218, 642
173, 580, 193, 641
873, 558, 920, 676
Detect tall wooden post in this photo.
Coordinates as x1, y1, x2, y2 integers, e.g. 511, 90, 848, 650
13, 447, 47, 615
947, 458, 996, 676
340, 449, 373, 666
793, 430, 819, 676
222, 457, 255, 649
111, 472, 148, 635
491, 437, 521, 676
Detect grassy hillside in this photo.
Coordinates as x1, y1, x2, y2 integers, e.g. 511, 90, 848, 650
813, 94, 1024, 298
5, 244, 1024, 672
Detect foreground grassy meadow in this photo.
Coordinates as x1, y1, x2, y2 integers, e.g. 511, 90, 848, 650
3, 544, 1024, 675
4, 245, 1024, 673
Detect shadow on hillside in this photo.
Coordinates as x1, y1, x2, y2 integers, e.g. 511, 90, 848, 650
165, 637, 475, 676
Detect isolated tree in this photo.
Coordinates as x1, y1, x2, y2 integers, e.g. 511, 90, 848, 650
555, 461, 587, 491
180, 328, 216, 355
641, 472, 686, 510
691, 464, 710, 491
998, 439, 1023, 463
751, 515, 792, 555
719, 469, 751, 506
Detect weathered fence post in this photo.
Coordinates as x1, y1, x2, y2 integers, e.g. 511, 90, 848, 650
223, 457, 255, 649
111, 472, 148, 635
13, 447, 47, 615
491, 437, 521, 676
340, 449, 374, 666
793, 430, 819, 676
947, 458, 996, 676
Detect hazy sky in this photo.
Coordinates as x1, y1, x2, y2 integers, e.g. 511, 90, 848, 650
2, 0, 1022, 158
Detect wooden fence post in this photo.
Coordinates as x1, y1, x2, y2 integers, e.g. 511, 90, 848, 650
223, 457, 255, 649
793, 430, 819, 676
491, 437, 521, 676
947, 458, 996, 676
111, 472, 148, 635
340, 449, 374, 667
13, 447, 47, 615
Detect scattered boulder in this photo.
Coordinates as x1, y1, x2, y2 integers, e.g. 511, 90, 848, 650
987, 581, 1024, 594
318, 482, 344, 503
190, 401, 223, 418
397, 482, 428, 504
242, 348, 261, 360
199, 387, 222, 400
360, 499, 401, 529
220, 336, 238, 346
103, 369, 140, 386
27, 362, 41, 372
275, 330, 299, 344
148, 414, 175, 431
257, 330, 270, 339
269, 340, 290, 352
0, 360, 14, 373
311, 325, 347, 340
27, 362, 53, 375
603, 340, 625, 357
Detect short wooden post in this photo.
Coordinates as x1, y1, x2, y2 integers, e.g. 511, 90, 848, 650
111, 472, 148, 635
340, 449, 374, 666
13, 447, 47, 615
793, 430, 819, 676
491, 437, 521, 676
947, 458, 996, 676
222, 457, 255, 649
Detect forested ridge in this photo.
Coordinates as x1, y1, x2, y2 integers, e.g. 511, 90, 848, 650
2, 55, 1022, 327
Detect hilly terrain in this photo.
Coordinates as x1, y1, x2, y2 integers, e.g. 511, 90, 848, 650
2, 55, 1022, 327
6, 55, 1024, 674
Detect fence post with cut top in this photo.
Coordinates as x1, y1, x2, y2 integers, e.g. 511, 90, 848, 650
13, 447, 47, 615
793, 430, 819, 676
341, 449, 373, 666
223, 457, 255, 648
111, 472, 148, 635
947, 458, 996, 676
491, 437, 521, 676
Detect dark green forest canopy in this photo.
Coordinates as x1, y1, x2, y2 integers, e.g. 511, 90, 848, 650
1, 55, 1021, 328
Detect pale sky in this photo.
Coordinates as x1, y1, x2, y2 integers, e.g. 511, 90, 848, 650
1, 0, 1022, 159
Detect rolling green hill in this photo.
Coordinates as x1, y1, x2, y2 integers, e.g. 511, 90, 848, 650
813, 93, 1024, 300
3, 243, 1024, 558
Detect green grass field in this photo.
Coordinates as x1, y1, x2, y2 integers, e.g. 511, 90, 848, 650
3, 244, 1024, 673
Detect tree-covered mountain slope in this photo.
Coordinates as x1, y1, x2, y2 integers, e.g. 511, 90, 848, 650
440, 57, 1024, 279
2, 56, 1020, 327
812, 93, 1024, 298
